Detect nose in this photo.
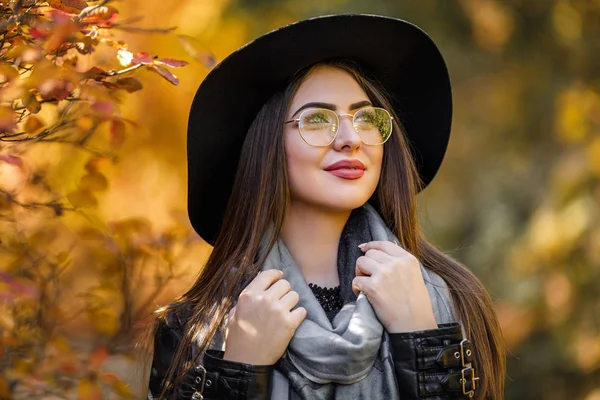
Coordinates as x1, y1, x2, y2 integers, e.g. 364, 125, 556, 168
332, 114, 361, 151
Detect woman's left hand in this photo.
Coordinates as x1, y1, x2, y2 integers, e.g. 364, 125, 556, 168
352, 241, 438, 333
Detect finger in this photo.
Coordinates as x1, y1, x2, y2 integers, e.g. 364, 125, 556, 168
359, 240, 406, 257
247, 269, 284, 291
355, 255, 379, 277
363, 248, 393, 263
288, 306, 307, 329
279, 290, 300, 310
266, 278, 292, 299
352, 276, 372, 298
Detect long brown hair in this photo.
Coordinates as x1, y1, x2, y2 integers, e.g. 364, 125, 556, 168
150, 60, 506, 399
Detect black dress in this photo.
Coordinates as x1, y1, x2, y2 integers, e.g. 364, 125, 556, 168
307, 282, 344, 322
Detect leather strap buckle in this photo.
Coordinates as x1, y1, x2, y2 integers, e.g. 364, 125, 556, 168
461, 366, 480, 398
191, 365, 207, 399
459, 338, 472, 368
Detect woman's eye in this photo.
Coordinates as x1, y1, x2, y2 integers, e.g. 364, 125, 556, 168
305, 112, 330, 123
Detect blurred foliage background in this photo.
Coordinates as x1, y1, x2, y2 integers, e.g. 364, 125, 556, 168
1, 0, 599, 399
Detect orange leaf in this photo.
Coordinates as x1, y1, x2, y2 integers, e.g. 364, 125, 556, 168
90, 347, 109, 369
80, 5, 118, 27
0, 376, 11, 399
24, 116, 45, 134
49, 0, 88, 14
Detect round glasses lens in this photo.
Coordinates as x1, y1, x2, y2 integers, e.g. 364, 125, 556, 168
353, 107, 392, 144
299, 109, 338, 146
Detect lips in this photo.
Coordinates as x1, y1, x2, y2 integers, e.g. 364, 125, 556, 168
324, 159, 366, 180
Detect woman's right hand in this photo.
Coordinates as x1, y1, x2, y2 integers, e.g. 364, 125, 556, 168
223, 269, 307, 366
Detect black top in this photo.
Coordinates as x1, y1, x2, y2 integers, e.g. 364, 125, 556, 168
308, 283, 344, 322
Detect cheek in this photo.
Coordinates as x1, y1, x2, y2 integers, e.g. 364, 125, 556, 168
284, 133, 324, 194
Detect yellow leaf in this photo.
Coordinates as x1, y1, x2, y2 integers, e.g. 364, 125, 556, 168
111, 379, 134, 398
80, 171, 109, 192
76, 115, 96, 132
588, 136, 600, 176
67, 189, 98, 208
22, 91, 41, 114
91, 309, 120, 336
78, 377, 103, 400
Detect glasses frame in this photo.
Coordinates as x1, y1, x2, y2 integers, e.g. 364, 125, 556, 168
283, 106, 394, 147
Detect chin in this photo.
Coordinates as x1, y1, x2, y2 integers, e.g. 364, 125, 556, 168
314, 191, 374, 212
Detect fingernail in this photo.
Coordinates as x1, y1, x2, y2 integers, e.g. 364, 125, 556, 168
358, 243, 366, 248
279, 270, 284, 276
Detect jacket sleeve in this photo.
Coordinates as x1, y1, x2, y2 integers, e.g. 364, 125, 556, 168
389, 322, 478, 400
148, 310, 273, 400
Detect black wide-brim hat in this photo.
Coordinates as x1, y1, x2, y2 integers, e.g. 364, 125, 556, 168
187, 14, 452, 245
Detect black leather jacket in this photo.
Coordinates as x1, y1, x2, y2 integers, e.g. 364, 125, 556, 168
148, 309, 478, 399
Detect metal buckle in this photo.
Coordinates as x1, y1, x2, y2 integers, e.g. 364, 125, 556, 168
459, 339, 479, 397
461, 366, 480, 398
191, 365, 207, 399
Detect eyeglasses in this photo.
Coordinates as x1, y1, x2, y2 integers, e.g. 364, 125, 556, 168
283, 106, 394, 147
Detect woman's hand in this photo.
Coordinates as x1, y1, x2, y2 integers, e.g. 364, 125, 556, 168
352, 241, 438, 333
223, 269, 307, 365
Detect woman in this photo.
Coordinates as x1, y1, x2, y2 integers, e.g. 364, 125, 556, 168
146, 14, 505, 399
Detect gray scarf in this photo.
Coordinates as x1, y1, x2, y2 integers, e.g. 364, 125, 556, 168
255, 203, 457, 400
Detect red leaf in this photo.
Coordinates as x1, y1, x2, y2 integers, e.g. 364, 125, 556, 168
109, 119, 126, 149
29, 27, 49, 40
48, 9, 76, 23
132, 51, 153, 65
156, 58, 189, 68
150, 64, 179, 85
91, 101, 116, 118
0, 154, 23, 167
83, 66, 106, 80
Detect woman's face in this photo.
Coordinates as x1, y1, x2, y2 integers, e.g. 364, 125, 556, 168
284, 66, 384, 213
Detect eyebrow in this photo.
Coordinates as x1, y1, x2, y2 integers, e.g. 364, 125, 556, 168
290, 100, 372, 118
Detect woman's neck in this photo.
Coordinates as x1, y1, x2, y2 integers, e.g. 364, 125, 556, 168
280, 202, 351, 288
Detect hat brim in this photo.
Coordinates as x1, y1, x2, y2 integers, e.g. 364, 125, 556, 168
187, 14, 452, 244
